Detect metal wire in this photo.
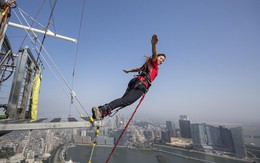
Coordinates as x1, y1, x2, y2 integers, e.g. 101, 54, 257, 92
13, 9, 89, 116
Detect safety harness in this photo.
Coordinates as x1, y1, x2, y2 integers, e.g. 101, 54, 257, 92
137, 60, 152, 88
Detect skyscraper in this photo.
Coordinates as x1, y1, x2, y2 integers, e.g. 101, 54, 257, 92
206, 125, 222, 147
179, 116, 191, 138
144, 129, 154, 141
153, 127, 161, 141
219, 126, 234, 150
230, 127, 246, 158
114, 129, 128, 146
190, 123, 210, 149
191, 123, 246, 158
180, 115, 188, 120
161, 130, 171, 143
166, 121, 175, 137
81, 130, 87, 137
115, 114, 124, 129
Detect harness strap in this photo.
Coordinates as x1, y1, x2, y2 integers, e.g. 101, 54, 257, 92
137, 62, 152, 87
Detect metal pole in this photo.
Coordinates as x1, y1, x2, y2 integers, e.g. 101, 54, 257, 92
8, 22, 78, 43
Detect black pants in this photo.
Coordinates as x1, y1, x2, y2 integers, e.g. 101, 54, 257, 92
107, 78, 147, 111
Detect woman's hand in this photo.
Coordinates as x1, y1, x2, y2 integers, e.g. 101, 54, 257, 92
151, 34, 158, 45
151, 34, 158, 61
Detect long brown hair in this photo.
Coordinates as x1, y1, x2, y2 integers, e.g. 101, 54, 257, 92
144, 55, 151, 63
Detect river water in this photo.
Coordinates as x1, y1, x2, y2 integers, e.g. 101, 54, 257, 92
66, 145, 250, 163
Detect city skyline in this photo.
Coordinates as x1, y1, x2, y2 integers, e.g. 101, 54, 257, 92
1, 113, 258, 162
4, 0, 260, 125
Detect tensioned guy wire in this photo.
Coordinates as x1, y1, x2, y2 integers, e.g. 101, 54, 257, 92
13, 8, 90, 116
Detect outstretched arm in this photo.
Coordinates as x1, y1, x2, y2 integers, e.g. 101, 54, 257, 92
151, 34, 158, 61
124, 35, 158, 73
123, 67, 142, 73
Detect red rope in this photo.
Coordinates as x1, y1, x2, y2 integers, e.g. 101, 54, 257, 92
105, 94, 146, 163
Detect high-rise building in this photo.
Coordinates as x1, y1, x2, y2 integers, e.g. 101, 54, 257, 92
179, 116, 191, 138
73, 128, 78, 136
161, 130, 171, 143
191, 124, 220, 150
191, 123, 246, 158
153, 128, 161, 141
166, 121, 175, 137
180, 115, 188, 120
206, 125, 222, 147
144, 129, 154, 141
97, 136, 114, 145
218, 126, 234, 153
40, 138, 45, 153
82, 136, 91, 144
190, 123, 212, 150
81, 130, 87, 137
230, 127, 246, 158
114, 129, 128, 146
45, 130, 51, 145
115, 114, 124, 129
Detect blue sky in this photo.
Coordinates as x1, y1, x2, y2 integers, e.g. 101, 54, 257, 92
6, 0, 260, 124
